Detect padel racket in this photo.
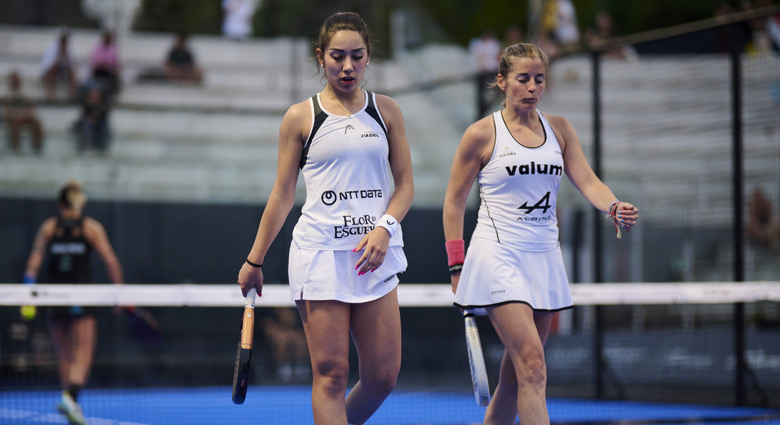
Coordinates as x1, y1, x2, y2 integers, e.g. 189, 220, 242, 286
232, 288, 256, 404
124, 306, 162, 348
464, 312, 491, 407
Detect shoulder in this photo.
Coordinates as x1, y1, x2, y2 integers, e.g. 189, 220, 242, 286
82, 216, 105, 233
82, 216, 109, 242
373, 93, 402, 118
542, 113, 575, 136
457, 115, 496, 164
541, 112, 577, 149
39, 217, 58, 234
373, 93, 405, 135
463, 114, 496, 145
281, 97, 314, 127
279, 97, 315, 143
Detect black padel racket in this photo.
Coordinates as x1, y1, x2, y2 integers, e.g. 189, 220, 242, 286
232, 288, 256, 404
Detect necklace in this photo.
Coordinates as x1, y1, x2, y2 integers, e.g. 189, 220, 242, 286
324, 88, 359, 117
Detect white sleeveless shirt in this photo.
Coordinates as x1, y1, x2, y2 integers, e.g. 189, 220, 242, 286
471, 110, 564, 252
292, 91, 403, 250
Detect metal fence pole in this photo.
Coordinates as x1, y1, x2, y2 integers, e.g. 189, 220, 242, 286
590, 50, 605, 399
729, 23, 746, 407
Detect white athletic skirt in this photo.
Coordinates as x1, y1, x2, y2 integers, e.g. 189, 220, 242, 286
288, 239, 407, 303
454, 236, 573, 313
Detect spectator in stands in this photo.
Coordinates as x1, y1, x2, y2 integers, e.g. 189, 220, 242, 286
503, 25, 523, 49
585, 10, 635, 60
23, 180, 124, 425
40, 28, 78, 101
3, 71, 44, 154
749, 0, 780, 54
89, 31, 121, 99
74, 81, 111, 153
768, 11, 780, 53
469, 29, 502, 118
747, 188, 780, 253
536, 0, 581, 57
222, 0, 257, 41
164, 33, 204, 84
470, 29, 502, 74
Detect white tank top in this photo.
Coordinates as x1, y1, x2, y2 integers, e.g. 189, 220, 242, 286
292, 91, 403, 250
471, 110, 564, 251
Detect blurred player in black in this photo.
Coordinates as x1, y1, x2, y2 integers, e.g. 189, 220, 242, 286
23, 180, 123, 425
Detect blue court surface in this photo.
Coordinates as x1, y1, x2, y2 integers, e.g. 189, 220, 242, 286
1, 386, 779, 425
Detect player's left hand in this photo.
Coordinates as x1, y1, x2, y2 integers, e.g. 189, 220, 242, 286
615, 202, 639, 232
353, 227, 390, 276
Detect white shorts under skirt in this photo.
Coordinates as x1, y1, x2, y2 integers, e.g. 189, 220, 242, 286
454, 236, 573, 313
288, 239, 407, 303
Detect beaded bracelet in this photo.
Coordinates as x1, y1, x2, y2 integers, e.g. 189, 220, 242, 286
605, 200, 622, 239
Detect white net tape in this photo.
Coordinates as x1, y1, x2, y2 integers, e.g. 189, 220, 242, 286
2, 281, 779, 308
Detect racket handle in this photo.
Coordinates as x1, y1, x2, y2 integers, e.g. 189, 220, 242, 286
240, 304, 255, 349
245, 288, 257, 307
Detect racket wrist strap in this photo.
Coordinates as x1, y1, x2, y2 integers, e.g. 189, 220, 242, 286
246, 258, 263, 268
604, 200, 622, 239
445, 239, 465, 266
377, 214, 399, 238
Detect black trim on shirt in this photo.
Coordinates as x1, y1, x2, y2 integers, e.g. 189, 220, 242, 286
365, 92, 387, 137
300, 95, 328, 169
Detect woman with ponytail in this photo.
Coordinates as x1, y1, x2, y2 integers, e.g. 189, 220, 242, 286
24, 180, 123, 425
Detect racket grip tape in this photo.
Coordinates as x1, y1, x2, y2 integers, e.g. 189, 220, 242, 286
240, 306, 254, 349
240, 288, 257, 349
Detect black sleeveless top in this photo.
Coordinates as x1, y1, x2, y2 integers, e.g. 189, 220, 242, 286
45, 216, 93, 284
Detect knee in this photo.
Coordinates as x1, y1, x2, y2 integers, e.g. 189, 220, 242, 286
363, 366, 398, 396
313, 358, 349, 397
517, 349, 546, 391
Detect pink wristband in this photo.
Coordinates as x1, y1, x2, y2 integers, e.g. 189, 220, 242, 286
445, 239, 466, 266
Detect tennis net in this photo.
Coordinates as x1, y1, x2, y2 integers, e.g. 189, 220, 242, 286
1, 282, 779, 425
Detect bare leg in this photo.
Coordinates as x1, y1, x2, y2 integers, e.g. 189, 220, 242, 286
28, 116, 44, 152
68, 316, 97, 386
65, 68, 77, 99
297, 300, 351, 425
8, 117, 24, 152
43, 67, 57, 100
345, 288, 401, 424
484, 305, 555, 425
47, 320, 74, 389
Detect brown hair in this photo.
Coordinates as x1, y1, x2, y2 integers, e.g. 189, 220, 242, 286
315, 12, 372, 67
497, 43, 549, 81
58, 180, 87, 211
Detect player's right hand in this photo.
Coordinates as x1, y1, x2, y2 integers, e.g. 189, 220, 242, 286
238, 262, 263, 297
450, 272, 460, 294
